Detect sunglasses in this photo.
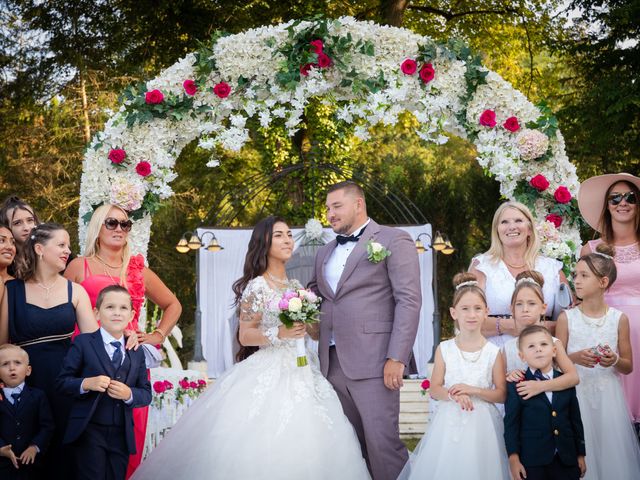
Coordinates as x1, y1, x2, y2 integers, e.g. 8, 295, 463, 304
608, 191, 637, 206
104, 217, 133, 232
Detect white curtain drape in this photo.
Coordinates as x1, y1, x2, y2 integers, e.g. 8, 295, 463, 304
198, 224, 435, 378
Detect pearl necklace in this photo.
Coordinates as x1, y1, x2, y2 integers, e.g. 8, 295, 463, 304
455, 338, 485, 363
579, 306, 608, 328
266, 271, 288, 284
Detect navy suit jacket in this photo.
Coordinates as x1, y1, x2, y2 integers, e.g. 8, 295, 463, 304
55, 330, 151, 454
504, 369, 586, 467
0, 385, 54, 471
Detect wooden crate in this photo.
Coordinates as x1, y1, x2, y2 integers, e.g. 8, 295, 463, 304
399, 379, 430, 439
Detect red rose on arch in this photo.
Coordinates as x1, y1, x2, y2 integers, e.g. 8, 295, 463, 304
183, 79, 197, 96
503, 116, 520, 132
145, 89, 164, 104
479, 109, 497, 127
316, 52, 332, 68
300, 63, 313, 77
554, 186, 572, 204
310, 39, 324, 54
545, 214, 563, 228
419, 63, 435, 83
529, 174, 550, 192
108, 149, 126, 164
213, 82, 231, 98
135, 161, 152, 177
401, 58, 417, 75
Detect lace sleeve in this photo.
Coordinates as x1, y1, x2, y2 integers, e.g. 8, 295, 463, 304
239, 278, 282, 346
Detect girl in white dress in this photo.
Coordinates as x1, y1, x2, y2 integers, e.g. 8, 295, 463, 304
132, 217, 370, 480
398, 273, 510, 480
503, 270, 579, 399
556, 244, 640, 479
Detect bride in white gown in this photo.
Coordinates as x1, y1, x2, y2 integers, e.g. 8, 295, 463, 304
133, 216, 370, 480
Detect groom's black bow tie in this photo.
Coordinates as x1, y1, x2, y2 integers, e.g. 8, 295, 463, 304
336, 227, 365, 245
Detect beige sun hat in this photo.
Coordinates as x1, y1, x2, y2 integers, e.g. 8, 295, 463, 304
578, 173, 640, 231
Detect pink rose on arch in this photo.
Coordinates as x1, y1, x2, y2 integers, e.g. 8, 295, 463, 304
503, 116, 520, 132
153, 381, 166, 394
479, 109, 497, 127
300, 63, 313, 77
183, 79, 197, 96
310, 39, 324, 54
145, 89, 164, 104
401, 58, 417, 75
529, 174, 550, 192
554, 186, 572, 204
135, 161, 152, 177
317, 52, 332, 68
213, 82, 231, 98
545, 214, 563, 228
108, 149, 126, 164
179, 378, 190, 389
419, 63, 435, 83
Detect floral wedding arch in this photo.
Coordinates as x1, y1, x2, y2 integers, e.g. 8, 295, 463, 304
79, 17, 581, 271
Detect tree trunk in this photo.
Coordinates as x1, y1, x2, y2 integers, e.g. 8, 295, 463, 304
380, 0, 409, 27
79, 70, 91, 143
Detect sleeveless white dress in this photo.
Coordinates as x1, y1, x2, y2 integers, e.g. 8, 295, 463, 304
397, 339, 510, 479
132, 277, 370, 480
473, 253, 562, 349
565, 307, 640, 479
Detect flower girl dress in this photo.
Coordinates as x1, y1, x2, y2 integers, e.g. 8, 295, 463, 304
132, 276, 370, 479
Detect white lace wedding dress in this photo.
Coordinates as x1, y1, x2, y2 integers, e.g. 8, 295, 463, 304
397, 339, 510, 479
132, 276, 370, 480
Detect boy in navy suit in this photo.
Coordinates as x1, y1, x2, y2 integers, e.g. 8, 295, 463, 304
56, 285, 151, 480
504, 325, 587, 480
0, 344, 54, 479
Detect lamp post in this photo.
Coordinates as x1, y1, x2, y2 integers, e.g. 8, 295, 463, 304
176, 230, 224, 371
415, 231, 455, 362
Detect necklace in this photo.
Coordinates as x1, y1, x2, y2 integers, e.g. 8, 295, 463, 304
504, 259, 526, 269
579, 306, 608, 328
266, 271, 288, 284
36, 276, 60, 300
95, 254, 123, 270
455, 338, 485, 363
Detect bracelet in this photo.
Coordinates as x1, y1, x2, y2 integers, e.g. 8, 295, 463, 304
153, 328, 167, 342
448, 393, 455, 402
612, 352, 620, 367
496, 318, 503, 336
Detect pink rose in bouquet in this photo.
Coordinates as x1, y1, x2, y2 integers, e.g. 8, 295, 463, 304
277, 288, 321, 367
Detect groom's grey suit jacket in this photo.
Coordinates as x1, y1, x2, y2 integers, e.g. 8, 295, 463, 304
309, 219, 422, 380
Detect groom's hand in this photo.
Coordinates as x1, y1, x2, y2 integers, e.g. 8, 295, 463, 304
383, 359, 404, 390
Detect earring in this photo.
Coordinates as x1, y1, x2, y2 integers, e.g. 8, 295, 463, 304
38, 253, 43, 261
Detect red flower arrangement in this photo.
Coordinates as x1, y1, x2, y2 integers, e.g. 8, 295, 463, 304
108, 148, 127, 164
213, 82, 231, 98
145, 89, 164, 104
554, 186, 572, 204
529, 174, 550, 192
419, 63, 435, 83
135, 161, 152, 177
503, 116, 520, 132
401, 59, 418, 75
479, 109, 497, 127
545, 214, 563, 228
183, 79, 197, 96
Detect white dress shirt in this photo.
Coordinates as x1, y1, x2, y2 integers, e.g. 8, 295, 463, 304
2, 381, 25, 405
324, 219, 370, 345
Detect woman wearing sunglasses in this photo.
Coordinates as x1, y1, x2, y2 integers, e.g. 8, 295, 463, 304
64, 203, 182, 477
578, 173, 640, 438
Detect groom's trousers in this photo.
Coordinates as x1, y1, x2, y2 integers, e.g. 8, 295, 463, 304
328, 346, 408, 480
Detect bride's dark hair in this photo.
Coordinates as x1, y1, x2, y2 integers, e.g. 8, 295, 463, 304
232, 215, 288, 361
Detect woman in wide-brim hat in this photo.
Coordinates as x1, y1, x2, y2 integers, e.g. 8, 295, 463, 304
578, 172, 640, 433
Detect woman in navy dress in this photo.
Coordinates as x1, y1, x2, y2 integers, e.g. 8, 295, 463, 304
0, 223, 97, 478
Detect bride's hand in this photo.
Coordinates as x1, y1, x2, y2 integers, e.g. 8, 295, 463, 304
278, 323, 306, 339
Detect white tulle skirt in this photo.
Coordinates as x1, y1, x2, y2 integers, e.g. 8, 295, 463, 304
397, 399, 510, 480
132, 345, 370, 480
577, 369, 640, 480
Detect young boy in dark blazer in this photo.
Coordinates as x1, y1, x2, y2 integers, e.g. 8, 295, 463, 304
0, 344, 54, 479
504, 325, 587, 480
56, 285, 151, 480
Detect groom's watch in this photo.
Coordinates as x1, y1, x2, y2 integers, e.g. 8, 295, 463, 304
387, 357, 404, 365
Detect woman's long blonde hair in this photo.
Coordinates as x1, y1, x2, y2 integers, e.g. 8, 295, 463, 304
84, 204, 131, 284
486, 201, 540, 268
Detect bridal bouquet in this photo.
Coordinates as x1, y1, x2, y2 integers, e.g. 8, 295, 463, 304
277, 289, 321, 367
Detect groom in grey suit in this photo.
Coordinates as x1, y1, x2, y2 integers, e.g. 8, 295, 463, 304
309, 181, 422, 480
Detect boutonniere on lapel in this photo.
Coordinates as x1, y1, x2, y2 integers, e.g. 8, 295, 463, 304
366, 240, 391, 263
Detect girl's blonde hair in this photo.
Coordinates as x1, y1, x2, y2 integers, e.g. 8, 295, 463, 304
486, 201, 540, 268
84, 204, 131, 285
451, 272, 487, 307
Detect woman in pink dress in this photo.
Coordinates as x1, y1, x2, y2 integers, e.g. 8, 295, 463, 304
578, 173, 640, 438
65, 203, 182, 477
